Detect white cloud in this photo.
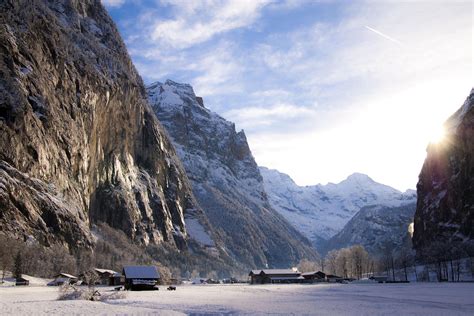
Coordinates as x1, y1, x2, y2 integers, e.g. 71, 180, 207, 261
236, 1, 472, 190
186, 43, 243, 96
101, 0, 126, 8
114, 0, 472, 191
152, 0, 271, 48
225, 103, 319, 128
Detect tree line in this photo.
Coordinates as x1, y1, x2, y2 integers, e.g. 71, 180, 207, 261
297, 241, 474, 282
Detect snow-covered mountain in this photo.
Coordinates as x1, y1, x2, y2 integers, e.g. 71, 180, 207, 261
147, 80, 318, 268
321, 203, 416, 255
260, 167, 417, 248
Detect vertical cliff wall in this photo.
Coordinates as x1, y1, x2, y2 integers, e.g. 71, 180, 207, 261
413, 88, 474, 250
0, 0, 206, 250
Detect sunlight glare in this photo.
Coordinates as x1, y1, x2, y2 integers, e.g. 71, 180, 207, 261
429, 124, 446, 144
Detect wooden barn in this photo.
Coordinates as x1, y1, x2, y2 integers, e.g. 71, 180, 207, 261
48, 273, 78, 286
15, 277, 29, 286
302, 271, 326, 283
326, 274, 343, 283
123, 266, 160, 291
249, 269, 303, 284
94, 268, 120, 285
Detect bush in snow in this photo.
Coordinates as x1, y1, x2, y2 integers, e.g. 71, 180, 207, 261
57, 284, 126, 301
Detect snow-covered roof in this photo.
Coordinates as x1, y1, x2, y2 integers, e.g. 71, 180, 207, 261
123, 266, 160, 279
94, 268, 117, 275
250, 269, 300, 276
301, 271, 325, 277
57, 273, 77, 279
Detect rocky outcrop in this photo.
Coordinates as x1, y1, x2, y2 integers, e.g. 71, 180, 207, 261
322, 203, 416, 255
147, 80, 318, 268
413, 89, 474, 250
0, 0, 207, 250
260, 167, 417, 248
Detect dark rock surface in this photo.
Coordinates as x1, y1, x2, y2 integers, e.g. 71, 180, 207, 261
413, 88, 474, 250
0, 0, 209, 251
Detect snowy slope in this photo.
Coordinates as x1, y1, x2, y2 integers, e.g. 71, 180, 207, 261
322, 203, 416, 255
147, 80, 318, 268
260, 167, 417, 247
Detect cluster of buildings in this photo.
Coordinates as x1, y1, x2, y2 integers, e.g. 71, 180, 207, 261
248, 269, 342, 284
45, 266, 161, 290
16, 266, 345, 289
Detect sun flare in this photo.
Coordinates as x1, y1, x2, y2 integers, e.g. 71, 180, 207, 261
429, 125, 446, 144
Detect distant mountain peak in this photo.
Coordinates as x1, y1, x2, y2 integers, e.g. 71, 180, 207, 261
260, 167, 417, 247
148, 79, 200, 110
344, 172, 374, 183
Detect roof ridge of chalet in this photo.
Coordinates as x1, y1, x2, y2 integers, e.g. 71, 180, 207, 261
94, 268, 118, 274
123, 265, 160, 279
249, 269, 301, 275
57, 273, 77, 279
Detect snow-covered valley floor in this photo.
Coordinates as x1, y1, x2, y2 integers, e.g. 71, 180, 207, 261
1, 283, 473, 315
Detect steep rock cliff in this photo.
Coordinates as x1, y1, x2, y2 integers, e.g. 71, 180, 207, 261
147, 80, 318, 268
413, 88, 474, 250
0, 0, 208, 251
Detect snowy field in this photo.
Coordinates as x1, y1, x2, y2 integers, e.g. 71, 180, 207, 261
1, 283, 473, 315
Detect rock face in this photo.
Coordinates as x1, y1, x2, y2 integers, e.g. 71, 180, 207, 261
413, 88, 474, 250
0, 0, 208, 251
147, 80, 318, 268
322, 203, 416, 255
260, 167, 417, 249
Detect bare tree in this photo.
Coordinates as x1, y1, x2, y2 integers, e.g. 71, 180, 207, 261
297, 258, 320, 273
395, 248, 415, 282
336, 248, 351, 278
325, 250, 338, 275
349, 245, 368, 280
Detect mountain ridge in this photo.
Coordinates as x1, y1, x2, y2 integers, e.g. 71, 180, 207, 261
260, 166, 417, 248
147, 79, 319, 268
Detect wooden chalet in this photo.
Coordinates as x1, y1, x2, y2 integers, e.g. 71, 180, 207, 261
370, 275, 388, 283
301, 271, 326, 283
123, 266, 160, 291
48, 273, 78, 286
326, 274, 343, 283
15, 277, 29, 286
94, 268, 121, 286
249, 269, 303, 284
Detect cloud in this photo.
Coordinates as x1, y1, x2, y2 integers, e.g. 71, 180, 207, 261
151, 0, 272, 48
186, 42, 243, 96
224, 103, 320, 131
101, 0, 126, 8
109, 0, 472, 191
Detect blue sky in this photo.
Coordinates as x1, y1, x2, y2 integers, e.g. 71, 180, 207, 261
103, 0, 473, 191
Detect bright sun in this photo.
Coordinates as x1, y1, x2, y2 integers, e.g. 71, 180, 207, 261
429, 125, 446, 144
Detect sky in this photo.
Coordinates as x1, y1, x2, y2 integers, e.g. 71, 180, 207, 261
102, 0, 473, 191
